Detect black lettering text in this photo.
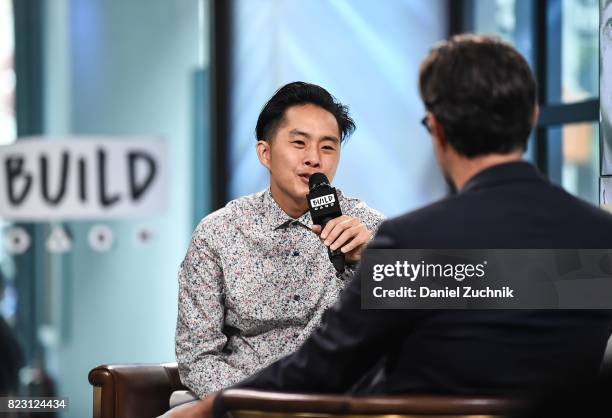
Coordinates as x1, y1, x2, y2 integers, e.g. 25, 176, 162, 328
5, 155, 32, 205
128, 151, 156, 201
40, 152, 70, 205
97, 149, 120, 207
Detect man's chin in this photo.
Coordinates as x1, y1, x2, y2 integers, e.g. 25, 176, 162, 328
296, 190, 309, 205
294, 182, 310, 197
293, 188, 310, 209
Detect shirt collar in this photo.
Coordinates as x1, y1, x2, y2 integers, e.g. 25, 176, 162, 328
262, 188, 314, 230
460, 161, 544, 194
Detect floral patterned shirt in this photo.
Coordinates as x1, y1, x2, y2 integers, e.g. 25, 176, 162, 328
175, 188, 384, 398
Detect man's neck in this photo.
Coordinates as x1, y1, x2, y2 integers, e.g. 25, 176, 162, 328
450, 152, 523, 191
269, 185, 308, 219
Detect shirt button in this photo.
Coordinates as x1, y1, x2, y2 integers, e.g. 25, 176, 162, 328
293, 294, 300, 301
292, 251, 300, 256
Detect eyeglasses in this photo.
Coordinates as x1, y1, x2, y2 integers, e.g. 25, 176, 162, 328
421, 115, 432, 133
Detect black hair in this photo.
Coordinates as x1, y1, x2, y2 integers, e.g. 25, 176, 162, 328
419, 34, 537, 157
255, 82, 355, 143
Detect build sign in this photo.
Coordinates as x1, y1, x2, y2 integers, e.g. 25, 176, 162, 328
0, 137, 167, 221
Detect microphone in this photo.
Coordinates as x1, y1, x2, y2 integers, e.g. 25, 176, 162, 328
307, 173, 345, 273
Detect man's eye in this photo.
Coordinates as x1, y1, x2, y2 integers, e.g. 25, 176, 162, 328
322, 146, 336, 151
292, 140, 305, 146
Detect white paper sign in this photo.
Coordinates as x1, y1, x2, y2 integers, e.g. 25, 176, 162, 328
0, 137, 167, 221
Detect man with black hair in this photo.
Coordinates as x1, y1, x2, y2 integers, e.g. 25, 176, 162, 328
180, 34, 612, 418
165, 82, 383, 417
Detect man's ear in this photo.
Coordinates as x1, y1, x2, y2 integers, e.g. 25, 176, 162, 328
531, 104, 540, 127
256, 140, 272, 170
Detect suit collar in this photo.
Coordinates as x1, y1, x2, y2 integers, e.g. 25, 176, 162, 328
460, 161, 544, 194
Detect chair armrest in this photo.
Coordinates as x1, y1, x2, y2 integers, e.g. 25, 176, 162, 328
88, 362, 187, 418
217, 389, 524, 418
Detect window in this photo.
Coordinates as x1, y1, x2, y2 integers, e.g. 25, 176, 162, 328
0, 0, 15, 146
0, 0, 16, 324
464, 0, 601, 205
225, 0, 449, 216
550, 122, 599, 203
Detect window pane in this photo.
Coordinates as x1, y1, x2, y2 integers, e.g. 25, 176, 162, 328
472, 0, 599, 104
0, 0, 15, 146
12, 1, 209, 416
555, 0, 599, 104
0, 0, 16, 325
547, 122, 599, 204
228, 0, 449, 217
601, 177, 612, 213
601, 0, 612, 175
472, 0, 535, 66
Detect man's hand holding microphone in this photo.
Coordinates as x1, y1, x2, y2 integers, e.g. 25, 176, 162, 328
307, 173, 372, 268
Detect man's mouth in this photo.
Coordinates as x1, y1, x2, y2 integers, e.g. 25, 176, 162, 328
298, 173, 312, 184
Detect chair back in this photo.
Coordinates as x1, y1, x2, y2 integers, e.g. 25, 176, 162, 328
218, 389, 524, 418
88, 363, 187, 418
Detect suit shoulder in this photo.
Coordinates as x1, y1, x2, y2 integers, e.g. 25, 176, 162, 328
373, 195, 464, 247
386, 195, 459, 228
551, 183, 612, 227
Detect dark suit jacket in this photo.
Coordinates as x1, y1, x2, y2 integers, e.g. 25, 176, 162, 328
216, 162, 612, 409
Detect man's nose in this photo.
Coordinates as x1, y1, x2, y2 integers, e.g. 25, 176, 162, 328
303, 146, 321, 167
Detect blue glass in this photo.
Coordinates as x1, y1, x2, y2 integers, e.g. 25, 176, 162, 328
229, 0, 449, 217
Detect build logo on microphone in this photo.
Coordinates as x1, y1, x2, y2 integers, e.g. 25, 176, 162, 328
310, 194, 335, 210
